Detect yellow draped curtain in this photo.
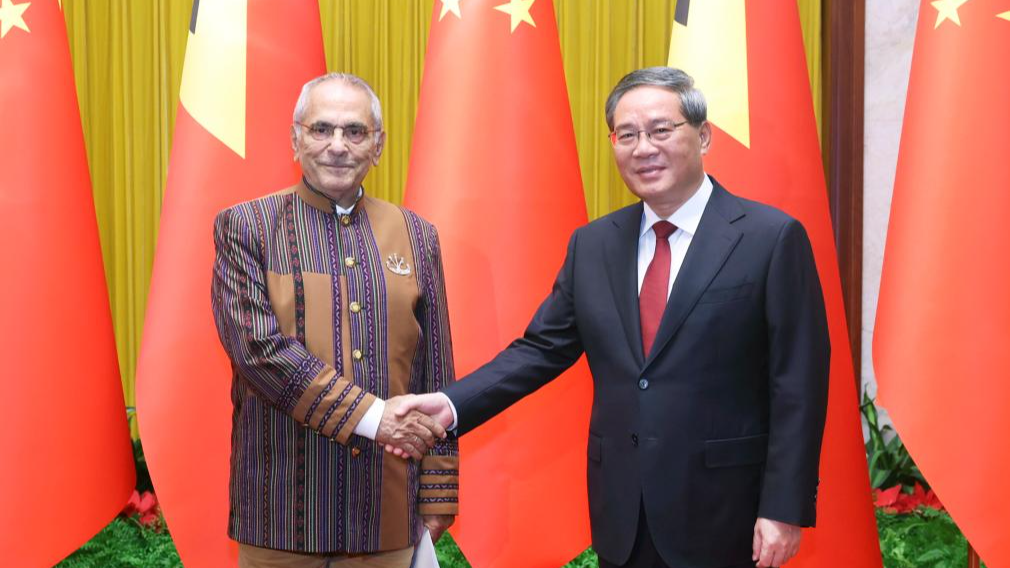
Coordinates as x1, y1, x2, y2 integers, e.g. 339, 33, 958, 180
61, 0, 822, 430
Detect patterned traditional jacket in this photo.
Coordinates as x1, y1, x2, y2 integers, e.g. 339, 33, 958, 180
211, 182, 458, 554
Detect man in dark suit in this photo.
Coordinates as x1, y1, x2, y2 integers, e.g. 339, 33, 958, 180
391, 67, 830, 568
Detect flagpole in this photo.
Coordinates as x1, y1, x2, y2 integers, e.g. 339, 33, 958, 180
968, 544, 981, 568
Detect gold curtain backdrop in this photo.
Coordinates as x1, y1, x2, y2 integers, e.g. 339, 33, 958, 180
61, 0, 822, 428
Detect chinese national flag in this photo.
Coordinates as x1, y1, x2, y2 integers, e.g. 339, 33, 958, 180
668, 1, 882, 566
0, 1, 135, 566
134, 1, 325, 565
874, 2, 1010, 566
403, 0, 592, 566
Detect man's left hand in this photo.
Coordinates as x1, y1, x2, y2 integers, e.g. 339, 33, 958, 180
752, 517, 802, 567
423, 514, 455, 543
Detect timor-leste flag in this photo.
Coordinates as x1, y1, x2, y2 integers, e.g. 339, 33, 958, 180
403, 0, 592, 566
134, 1, 325, 565
668, 2, 882, 566
0, 1, 135, 566
875, 2, 1010, 566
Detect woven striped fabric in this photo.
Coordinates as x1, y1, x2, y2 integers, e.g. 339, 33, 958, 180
211, 183, 458, 553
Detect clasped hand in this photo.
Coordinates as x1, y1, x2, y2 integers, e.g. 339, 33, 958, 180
374, 395, 451, 459
375, 394, 455, 459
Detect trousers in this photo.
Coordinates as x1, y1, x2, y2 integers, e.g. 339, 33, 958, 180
237, 544, 413, 568
596, 501, 763, 568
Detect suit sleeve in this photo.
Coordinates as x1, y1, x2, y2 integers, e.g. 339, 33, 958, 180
414, 224, 459, 515
211, 207, 375, 445
443, 230, 586, 435
757, 218, 830, 526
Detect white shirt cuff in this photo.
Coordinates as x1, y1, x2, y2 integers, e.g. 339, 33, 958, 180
438, 392, 459, 431
353, 398, 385, 440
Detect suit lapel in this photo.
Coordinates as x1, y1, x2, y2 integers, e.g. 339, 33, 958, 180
604, 202, 646, 368
644, 183, 745, 370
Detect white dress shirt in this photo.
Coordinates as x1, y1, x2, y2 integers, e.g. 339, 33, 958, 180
637, 175, 713, 299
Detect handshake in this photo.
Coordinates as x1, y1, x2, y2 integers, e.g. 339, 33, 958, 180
374, 393, 455, 460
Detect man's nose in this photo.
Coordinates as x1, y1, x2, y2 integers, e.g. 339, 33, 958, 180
325, 131, 350, 154
631, 132, 660, 157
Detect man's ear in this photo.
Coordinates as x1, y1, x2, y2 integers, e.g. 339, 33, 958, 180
699, 121, 713, 155
371, 131, 386, 166
290, 125, 300, 159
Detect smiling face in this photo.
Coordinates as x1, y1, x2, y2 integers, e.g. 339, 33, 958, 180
611, 86, 711, 216
291, 80, 385, 207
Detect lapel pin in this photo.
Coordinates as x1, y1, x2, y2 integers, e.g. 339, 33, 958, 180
386, 253, 412, 276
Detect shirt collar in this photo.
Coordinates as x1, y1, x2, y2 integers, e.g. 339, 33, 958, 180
333, 187, 364, 215
301, 176, 364, 214
639, 174, 714, 239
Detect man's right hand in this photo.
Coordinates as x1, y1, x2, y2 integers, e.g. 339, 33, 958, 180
375, 395, 447, 460
384, 393, 455, 459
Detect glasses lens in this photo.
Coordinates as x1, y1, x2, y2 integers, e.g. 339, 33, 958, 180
614, 130, 638, 146
343, 125, 368, 144
649, 126, 674, 142
309, 123, 334, 141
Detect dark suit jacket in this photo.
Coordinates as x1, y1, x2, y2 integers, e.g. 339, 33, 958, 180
443, 178, 830, 568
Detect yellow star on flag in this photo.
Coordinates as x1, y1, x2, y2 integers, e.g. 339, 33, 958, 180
0, 0, 30, 39
439, 0, 462, 21
931, 0, 970, 28
998, 11, 1010, 21
494, 0, 535, 33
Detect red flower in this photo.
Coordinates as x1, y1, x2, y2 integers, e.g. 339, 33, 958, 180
874, 485, 902, 510
139, 511, 160, 526
121, 490, 142, 517
923, 489, 944, 510
873, 483, 945, 514
121, 489, 162, 527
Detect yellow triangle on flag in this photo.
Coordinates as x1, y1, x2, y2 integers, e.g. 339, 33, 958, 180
179, 0, 248, 158
667, 0, 750, 148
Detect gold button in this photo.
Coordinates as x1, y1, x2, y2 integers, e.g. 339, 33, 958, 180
351, 447, 362, 457
344, 257, 356, 268
340, 215, 351, 226
352, 349, 363, 360
349, 301, 361, 313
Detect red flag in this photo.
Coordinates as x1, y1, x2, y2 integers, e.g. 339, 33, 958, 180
403, 0, 592, 565
134, 1, 325, 565
668, 1, 882, 566
875, 2, 1010, 566
0, 1, 135, 565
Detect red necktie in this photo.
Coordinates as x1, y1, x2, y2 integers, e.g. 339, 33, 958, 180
640, 221, 677, 357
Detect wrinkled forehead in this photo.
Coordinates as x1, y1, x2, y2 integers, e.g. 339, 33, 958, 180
303, 81, 374, 125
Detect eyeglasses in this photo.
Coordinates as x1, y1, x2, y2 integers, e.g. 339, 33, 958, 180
609, 121, 689, 147
296, 121, 378, 145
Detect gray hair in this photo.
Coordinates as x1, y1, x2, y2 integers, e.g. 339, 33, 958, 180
604, 67, 707, 131
292, 72, 384, 136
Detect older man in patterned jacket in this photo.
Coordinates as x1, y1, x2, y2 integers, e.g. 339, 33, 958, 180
212, 73, 457, 568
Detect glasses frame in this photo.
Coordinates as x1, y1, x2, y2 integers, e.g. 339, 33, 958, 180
609, 120, 689, 147
295, 121, 380, 145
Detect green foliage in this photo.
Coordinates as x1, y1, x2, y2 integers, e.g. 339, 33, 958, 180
60, 510, 989, 568
435, 533, 470, 568
564, 548, 600, 567
57, 518, 181, 568
430, 533, 601, 568
55, 522, 600, 568
877, 508, 986, 568
862, 392, 928, 490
